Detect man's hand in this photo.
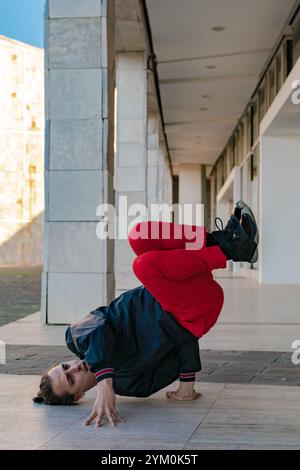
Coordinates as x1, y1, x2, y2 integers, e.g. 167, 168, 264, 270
85, 378, 125, 428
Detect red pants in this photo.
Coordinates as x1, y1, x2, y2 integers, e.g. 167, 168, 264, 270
129, 221, 227, 338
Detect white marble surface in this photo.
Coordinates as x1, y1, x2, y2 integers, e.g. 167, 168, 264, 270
47, 221, 106, 273
116, 52, 146, 70
47, 272, 108, 323
117, 142, 146, 167
185, 383, 300, 449
49, 18, 102, 69
44, 0, 114, 325
115, 269, 140, 291
200, 276, 300, 352
0, 375, 299, 450
115, 239, 136, 269
0, 277, 299, 349
49, 0, 102, 19
0, 313, 66, 346
117, 166, 146, 192
50, 118, 103, 170
200, 323, 299, 352
148, 149, 160, 166
116, 191, 147, 208
117, 91, 146, 119
117, 119, 145, 144
49, 69, 102, 120
48, 170, 103, 221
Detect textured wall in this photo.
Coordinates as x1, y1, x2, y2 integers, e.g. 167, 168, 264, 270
0, 36, 44, 265
114, 52, 148, 296
43, 0, 116, 324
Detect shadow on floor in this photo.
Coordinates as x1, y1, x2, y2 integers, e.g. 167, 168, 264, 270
0, 266, 42, 326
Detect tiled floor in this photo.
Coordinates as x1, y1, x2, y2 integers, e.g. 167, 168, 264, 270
0, 375, 299, 450
0, 266, 42, 326
0, 276, 299, 351
2, 346, 300, 386
0, 276, 300, 449
201, 277, 300, 352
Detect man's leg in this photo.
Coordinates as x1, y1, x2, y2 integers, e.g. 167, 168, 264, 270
166, 338, 202, 401
148, 339, 202, 401
129, 221, 206, 255
132, 245, 226, 338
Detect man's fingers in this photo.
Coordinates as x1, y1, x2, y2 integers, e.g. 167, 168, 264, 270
85, 410, 97, 426
96, 414, 104, 428
107, 412, 117, 427
108, 409, 125, 425
113, 411, 125, 422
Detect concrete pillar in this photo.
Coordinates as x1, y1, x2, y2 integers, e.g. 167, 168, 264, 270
158, 140, 173, 208
147, 112, 160, 208
42, 0, 115, 324
178, 163, 204, 225
259, 135, 300, 283
157, 141, 165, 205
163, 153, 173, 207
115, 52, 147, 295
232, 166, 242, 276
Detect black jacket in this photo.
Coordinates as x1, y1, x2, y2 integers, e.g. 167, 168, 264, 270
65, 286, 201, 397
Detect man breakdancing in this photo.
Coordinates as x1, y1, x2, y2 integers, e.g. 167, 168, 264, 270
33, 201, 259, 428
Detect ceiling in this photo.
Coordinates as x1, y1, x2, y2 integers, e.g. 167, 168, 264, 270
146, 0, 296, 168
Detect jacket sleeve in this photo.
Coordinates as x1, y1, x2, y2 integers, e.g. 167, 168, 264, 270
65, 308, 116, 384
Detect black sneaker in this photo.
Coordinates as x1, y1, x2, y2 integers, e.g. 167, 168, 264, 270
236, 201, 259, 263
211, 204, 258, 263
236, 201, 259, 242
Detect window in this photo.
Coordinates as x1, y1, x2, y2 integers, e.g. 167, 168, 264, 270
258, 83, 266, 121
232, 137, 236, 167
252, 98, 258, 143
268, 65, 276, 106
292, 8, 300, 64
252, 146, 259, 180
275, 52, 282, 93
246, 109, 252, 152
286, 39, 293, 77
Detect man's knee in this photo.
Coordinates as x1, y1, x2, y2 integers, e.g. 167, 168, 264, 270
129, 222, 151, 255
128, 222, 141, 251
132, 251, 159, 283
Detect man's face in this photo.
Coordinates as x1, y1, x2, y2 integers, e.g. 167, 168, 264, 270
48, 359, 96, 402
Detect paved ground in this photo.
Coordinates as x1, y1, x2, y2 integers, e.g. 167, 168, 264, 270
0, 266, 42, 326
0, 276, 300, 449
1, 346, 299, 386
1, 375, 299, 450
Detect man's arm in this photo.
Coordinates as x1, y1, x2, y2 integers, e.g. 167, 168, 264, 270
68, 310, 116, 379
85, 378, 125, 427
67, 310, 125, 427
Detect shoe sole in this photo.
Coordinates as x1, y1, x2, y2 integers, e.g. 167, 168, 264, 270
236, 200, 259, 245
251, 247, 258, 264
236, 200, 259, 264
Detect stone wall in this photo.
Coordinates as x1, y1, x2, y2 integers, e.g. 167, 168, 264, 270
42, 0, 116, 324
0, 36, 44, 265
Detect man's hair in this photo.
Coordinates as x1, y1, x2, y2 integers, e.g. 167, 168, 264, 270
32, 369, 75, 406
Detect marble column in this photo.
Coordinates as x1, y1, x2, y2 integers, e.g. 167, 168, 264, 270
114, 52, 147, 295
147, 112, 160, 208
42, 0, 115, 323
178, 163, 204, 225
145, 115, 173, 221
156, 140, 172, 209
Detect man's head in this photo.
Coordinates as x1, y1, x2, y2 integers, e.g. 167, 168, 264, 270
33, 359, 96, 405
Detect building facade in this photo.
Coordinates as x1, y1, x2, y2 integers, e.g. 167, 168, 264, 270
210, 8, 300, 283
0, 36, 44, 265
